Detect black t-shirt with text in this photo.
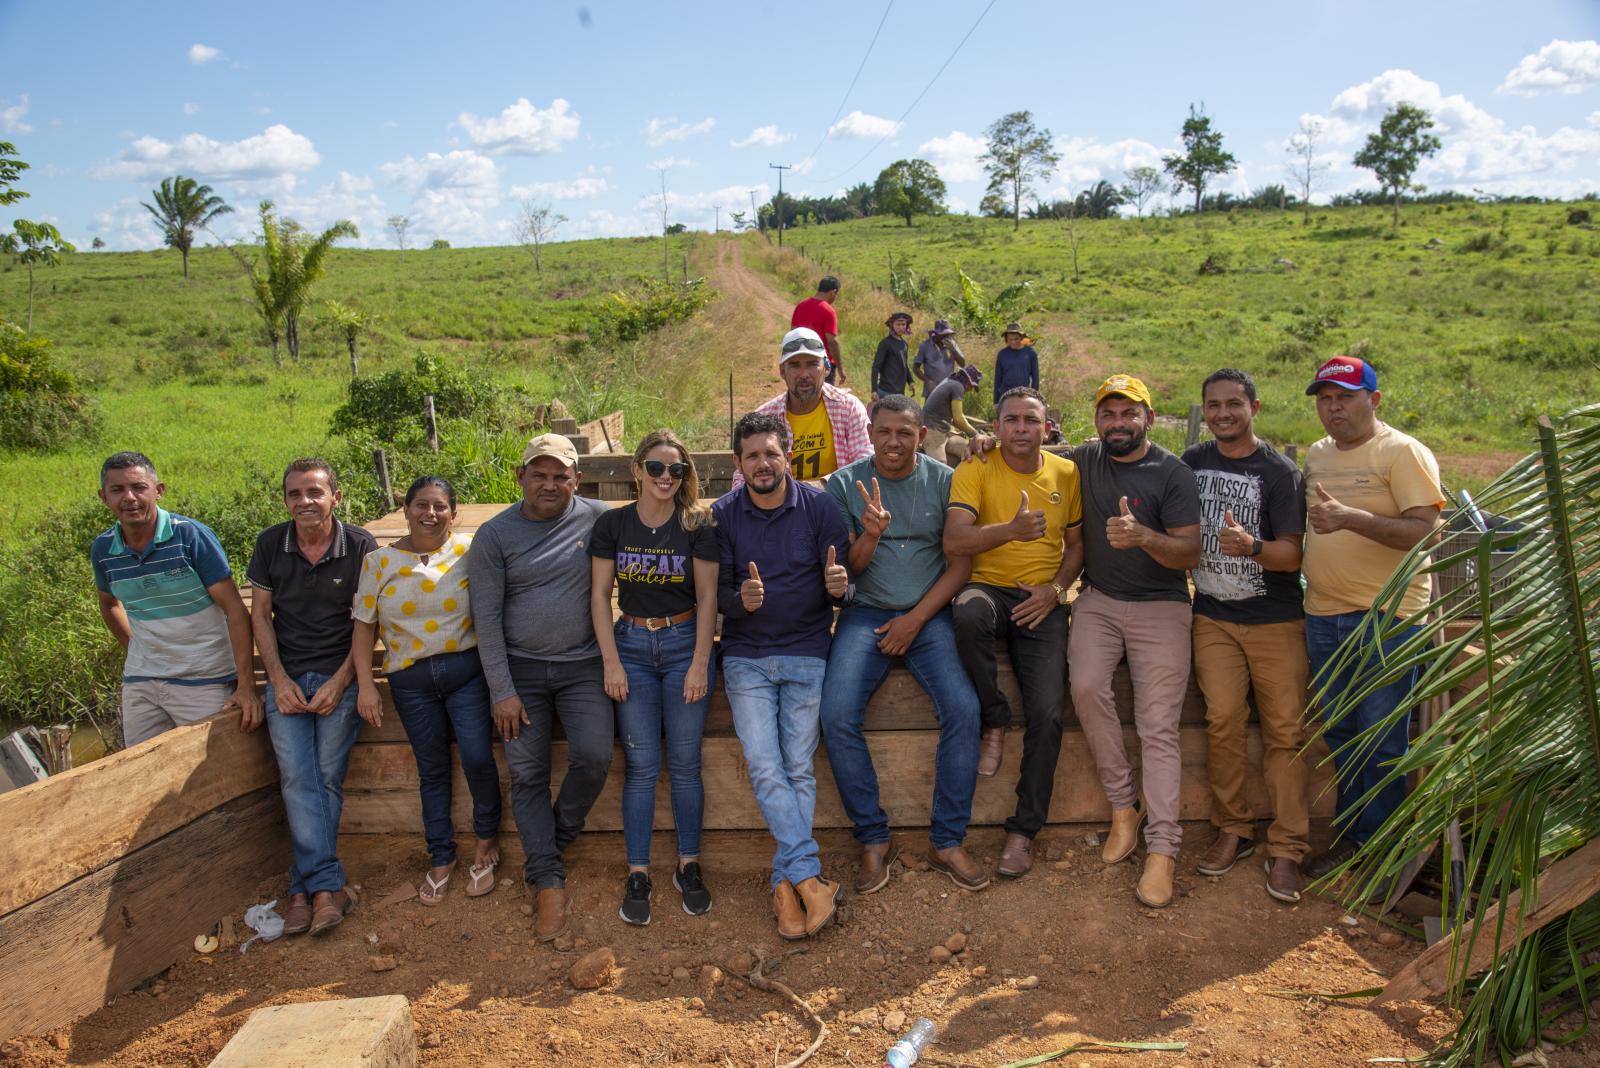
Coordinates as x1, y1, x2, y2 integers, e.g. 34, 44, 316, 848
588, 503, 718, 619
1182, 440, 1305, 624
1073, 440, 1202, 604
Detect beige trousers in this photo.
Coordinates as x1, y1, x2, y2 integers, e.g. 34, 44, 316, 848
122, 679, 233, 747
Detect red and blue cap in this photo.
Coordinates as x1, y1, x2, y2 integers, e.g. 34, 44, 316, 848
1306, 355, 1379, 395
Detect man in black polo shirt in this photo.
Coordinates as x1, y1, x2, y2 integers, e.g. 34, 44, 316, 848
247, 458, 377, 939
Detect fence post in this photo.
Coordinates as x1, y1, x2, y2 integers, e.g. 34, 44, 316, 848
423, 394, 439, 453
1185, 404, 1204, 448
372, 447, 394, 508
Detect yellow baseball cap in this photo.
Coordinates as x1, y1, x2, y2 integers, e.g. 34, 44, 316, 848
1094, 374, 1153, 408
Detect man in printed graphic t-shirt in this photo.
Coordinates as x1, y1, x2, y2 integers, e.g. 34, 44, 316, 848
790, 275, 846, 385
742, 327, 871, 486
1182, 368, 1311, 904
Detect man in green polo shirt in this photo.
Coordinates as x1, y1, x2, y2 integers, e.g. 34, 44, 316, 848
90, 451, 261, 746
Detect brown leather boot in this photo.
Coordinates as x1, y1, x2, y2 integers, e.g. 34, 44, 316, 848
1136, 854, 1176, 908
1265, 857, 1304, 903
854, 840, 899, 895
308, 886, 358, 936
281, 892, 313, 936
1196, 831, 1254, 876
929, 843, 991, 891
1101, 805, 1146, 864
772, 880, 806, 940
977, 727, 1005, 777
531, 886, 570, 942
795, 876, 842, 936
996, 833, 1034, 878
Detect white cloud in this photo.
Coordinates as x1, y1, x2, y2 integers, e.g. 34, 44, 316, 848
509, 174, 609, 200
645, 116, 715, 146
188, 43, 221, 64
828, 110, 901, 140
381, 119, 399, 129
93, 124, 321, 184
635, 182, 770, 217
1, 93, 31, 134
380, 149, 498, 199
182, 102, 201, 116
380, 150, 502, 245
730, 124, 791, 149
90, 197, 165, 251
456, 97, 580, 156
916, 130, 986, 182
267, 171, 392, 248
567, 208, 647, 240
1051, 137, 1163, 188
650, 156, 691, 170
1499, 39, 1600, 95
1328, 69, 1498, 136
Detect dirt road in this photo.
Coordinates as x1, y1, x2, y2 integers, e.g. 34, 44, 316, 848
707, 238, 790, 413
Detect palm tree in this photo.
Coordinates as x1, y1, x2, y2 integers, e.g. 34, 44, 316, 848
142, 176, 233, 279
1312, 403, 1600, 1065
1, 219, 75, 331
324, 299, 379, 380
225, 201, 358, 366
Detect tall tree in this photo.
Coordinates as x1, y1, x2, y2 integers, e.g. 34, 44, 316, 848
1353, 103, 1442, 228
1, 219, 75, 331
873, 159, 947, 227
324, 299, 379, 381
1074, 180, 1124, 219
1162, 104, 1237, 213
1285, 117, 1330, 225
1119, 165, 1164, 218
0, 141, 29, 206
981, 111, 1061, 231
226, 200, 357, 366
386, 214, 411, 250
141, 175, 233, 278
514, 200, 566, 272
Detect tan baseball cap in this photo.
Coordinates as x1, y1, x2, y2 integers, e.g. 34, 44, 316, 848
520, 433, 578, 467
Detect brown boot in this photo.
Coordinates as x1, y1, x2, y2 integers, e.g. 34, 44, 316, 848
1135, 854, 1176, 909
1101, 805, 1146, 864
531, 886, 570, 942
795, 876, 842, 936
854, 840, 899, 895
308, 886, 358, 936
772, 880, 806, 940
1196, 831, 1254, 876
1265, 857, 1304, 903
996, 833, 1034, 878
281, 892, 313, 936
977, 727, 1005, 777
929, 843, 991, 891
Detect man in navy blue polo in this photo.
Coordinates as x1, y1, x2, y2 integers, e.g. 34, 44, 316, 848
713, 411, 850, 940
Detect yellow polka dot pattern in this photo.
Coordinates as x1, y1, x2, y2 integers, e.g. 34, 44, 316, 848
350, 531, 477, 673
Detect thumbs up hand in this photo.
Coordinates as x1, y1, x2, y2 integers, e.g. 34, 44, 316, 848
823, 544, 849, 599
1307, 482, 1352, 535
741, 560, 765, 613
1217, 507, 1255, 557
1008, 490, 1047, 542
1106, 495, 1146, 550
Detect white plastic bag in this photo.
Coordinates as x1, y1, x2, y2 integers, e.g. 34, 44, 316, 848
239, 900, 285, 953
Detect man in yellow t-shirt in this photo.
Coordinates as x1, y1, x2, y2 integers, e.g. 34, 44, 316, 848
1299, 355, 1444, 885
738, 327, 870, 487
943, 387, 1083, 879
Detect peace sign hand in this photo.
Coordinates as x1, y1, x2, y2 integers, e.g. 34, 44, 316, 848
855, 477, 893, 540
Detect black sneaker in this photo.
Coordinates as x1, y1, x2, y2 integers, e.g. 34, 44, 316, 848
1304, 838, 1360, 881
673, 862, 713, 916
619, 871, 652, 926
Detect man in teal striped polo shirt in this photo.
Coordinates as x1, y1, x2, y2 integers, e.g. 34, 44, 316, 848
90, 451, 262, 746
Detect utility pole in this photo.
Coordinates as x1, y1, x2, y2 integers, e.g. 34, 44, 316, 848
769, 163, 791, 247
713, 205, 720, 233
657, 169, 670, 283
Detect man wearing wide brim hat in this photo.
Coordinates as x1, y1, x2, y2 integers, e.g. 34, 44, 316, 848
992, 321, 1040, 404
871, 312, 915, 401
913, 319, 966, 399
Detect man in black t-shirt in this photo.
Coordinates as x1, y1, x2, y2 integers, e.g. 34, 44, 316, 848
870, 312, 914, 400
1182, 369, 1311, 904
1066, 376, 1201, 910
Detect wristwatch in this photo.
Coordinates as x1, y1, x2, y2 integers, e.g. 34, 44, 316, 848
1249, 537, 1264, 557
1050, 582, 1070, 605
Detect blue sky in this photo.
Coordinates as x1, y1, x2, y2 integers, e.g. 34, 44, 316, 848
3, 0, 1598, 250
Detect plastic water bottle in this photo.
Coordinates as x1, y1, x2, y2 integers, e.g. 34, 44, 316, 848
885, 1018, 937, 1068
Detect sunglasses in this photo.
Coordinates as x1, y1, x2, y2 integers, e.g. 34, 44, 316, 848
782, 337, 824, 356
642, 460, 690, 480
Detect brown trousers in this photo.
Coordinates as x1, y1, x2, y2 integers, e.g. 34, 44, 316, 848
1067, 587, 1192, 858
1191, 614, 1311, 860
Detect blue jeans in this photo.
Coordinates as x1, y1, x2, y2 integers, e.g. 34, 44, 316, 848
723, 655, 826, 889
1306, 611, 1421, 845
387, 649, 503, 867
264, 670, 362, 896
614, 620, 712, 867
821, 606, 980, 849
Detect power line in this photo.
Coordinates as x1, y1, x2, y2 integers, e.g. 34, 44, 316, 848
796, 0, 895, 171
811, 0, 1000, 187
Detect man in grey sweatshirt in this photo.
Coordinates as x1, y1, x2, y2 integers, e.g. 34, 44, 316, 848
468, 433, 611, 942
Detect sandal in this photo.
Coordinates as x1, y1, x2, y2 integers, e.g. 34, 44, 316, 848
418, 861, 457, 907
466, 857, 499, 898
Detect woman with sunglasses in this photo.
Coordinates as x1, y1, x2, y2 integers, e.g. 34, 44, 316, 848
589, 430, 719, 925
353, 475, 502, 906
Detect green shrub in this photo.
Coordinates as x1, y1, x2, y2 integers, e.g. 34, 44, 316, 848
1266, 339, 1316, 365
1491, 332, 1600, 371
0, 322, 100, 451
330, 352, 531, 442
585, 278, 714, 343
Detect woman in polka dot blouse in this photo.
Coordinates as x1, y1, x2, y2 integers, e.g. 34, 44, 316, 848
353, 475, 503, 905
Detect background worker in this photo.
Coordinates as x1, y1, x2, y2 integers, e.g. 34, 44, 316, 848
992, 322, 1040, 402
790, 275, 846, 385
913, 319, 967, 399
922, 365, 984, 465
871, 311, 915, 400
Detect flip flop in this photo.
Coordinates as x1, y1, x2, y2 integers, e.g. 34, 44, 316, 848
466, 857, 499, 898
418, 861, 456, 907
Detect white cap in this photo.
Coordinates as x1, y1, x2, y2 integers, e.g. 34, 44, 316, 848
779, 326, 827, 364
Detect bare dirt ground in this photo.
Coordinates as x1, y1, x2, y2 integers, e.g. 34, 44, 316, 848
708, 240, 790, 414
9, 823, 1597, 1068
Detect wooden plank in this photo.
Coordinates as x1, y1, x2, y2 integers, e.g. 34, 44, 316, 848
1375, 838, 1600, 1006
0, 710, 278, 917
0, 788, 288, 1038
339, 728, 1335, 835
210, 996, 417, 1068
577, 410, 625, 455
